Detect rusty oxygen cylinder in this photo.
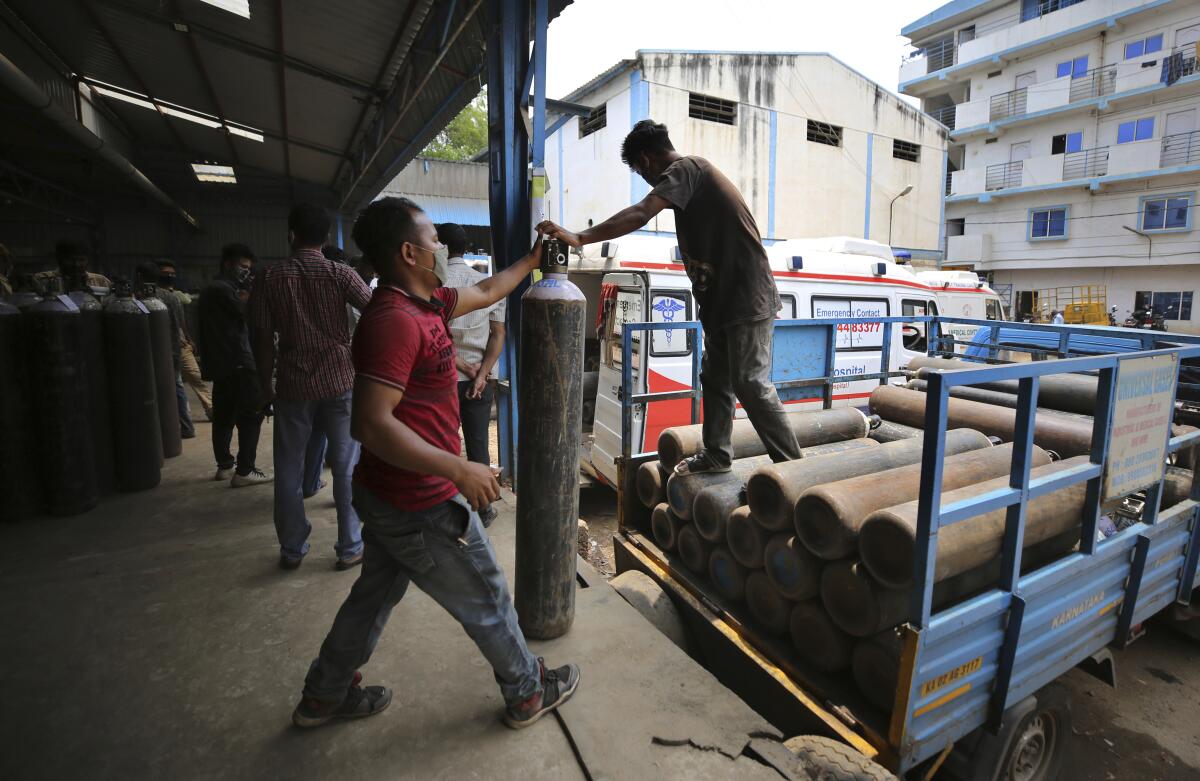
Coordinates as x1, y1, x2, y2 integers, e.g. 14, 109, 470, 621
514, 239, 586, 640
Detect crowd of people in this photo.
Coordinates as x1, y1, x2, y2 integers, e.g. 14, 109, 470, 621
1, 117, 786, 734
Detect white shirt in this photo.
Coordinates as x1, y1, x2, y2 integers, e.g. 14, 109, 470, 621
445, 255, 505, 381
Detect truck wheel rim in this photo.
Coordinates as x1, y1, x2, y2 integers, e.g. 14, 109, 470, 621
1008, 713, 1055, 781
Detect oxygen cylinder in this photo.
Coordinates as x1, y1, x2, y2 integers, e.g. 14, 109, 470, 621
139, 285, 182, 459
65, 281, 115, 495
26, 293, 98, 516
104, 282, 163, 490
514, 239, 586, 640
0, 300, 42, 520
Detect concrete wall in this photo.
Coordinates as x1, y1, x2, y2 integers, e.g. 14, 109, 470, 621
545, 52, 949, 254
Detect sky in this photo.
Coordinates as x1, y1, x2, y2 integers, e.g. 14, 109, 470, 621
545, 0, 948, 105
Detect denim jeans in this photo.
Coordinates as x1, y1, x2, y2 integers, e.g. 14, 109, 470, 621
456, 380, 493, 466
303, 429, 329, 498
303, 487, 541, 707
273, 392, 362, 560
175, 372, 195, 439
700, 317, 802, 467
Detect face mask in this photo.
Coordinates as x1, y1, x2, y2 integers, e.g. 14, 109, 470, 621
159, 274, 176, 288
233, 267, 251, 286
412, 243, 449, 286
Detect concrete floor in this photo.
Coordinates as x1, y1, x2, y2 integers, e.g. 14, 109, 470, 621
0, 414, 802, 781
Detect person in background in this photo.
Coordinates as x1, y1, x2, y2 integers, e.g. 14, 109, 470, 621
439, 222, 504, 527
199, 244, 270, 487
34, 241, 112, 295
1051, 310, 1065, 325
0, 243, 13, 298
139, 261, 194, 440
290, 196, 579, 732
537, 119, 802, 475
250, 204, 371, 571
158, 259, 214, 421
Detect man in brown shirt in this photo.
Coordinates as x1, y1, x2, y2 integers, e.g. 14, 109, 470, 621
538, 119, 801, 474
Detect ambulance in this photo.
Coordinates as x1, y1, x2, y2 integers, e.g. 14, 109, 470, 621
561, 236, 1005, 487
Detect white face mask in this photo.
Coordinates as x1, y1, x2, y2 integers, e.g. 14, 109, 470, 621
412, 243, 450, 285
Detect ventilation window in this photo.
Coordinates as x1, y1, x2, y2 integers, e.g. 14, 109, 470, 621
579, 104, 607, 138
192, 162, 236, 184
987, 70, 1002, 78
893, 140, 920, 162
807, 119, 842, 147
984, 137, 999, 144
688, 92, 737, 125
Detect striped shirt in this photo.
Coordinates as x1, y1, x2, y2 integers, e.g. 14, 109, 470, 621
248, 248, 372, 401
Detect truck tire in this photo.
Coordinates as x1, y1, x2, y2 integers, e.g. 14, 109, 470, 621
610, 570, 691, 653
947, 682, 1071, 781
783, 735, 897, 781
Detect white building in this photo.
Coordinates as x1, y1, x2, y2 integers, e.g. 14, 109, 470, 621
899, 0, 1200, 331
544, 51, 949, 263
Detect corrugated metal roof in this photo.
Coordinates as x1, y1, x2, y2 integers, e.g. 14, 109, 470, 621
377, 192, 489, 226
0, 0, 572, 214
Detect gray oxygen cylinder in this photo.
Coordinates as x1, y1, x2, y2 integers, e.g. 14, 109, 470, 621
514, 239, 586, 640
139, 285, 182, 459
104, 282, 163, 491
26, 293, 99, 515
65, 282, 116, 495
0, 300, 42, 520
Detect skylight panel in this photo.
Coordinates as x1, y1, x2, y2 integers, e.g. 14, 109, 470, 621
84, 77, 264, 143
192, 162, 237, 184
197, 0, 250, 19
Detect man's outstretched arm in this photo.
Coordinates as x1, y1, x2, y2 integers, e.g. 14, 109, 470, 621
537, 193, 671, 248
451, 236, 543, 320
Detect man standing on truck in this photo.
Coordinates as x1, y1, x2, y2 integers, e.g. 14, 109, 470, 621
537, 119, 802, 474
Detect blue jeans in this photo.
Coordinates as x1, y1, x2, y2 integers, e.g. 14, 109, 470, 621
303, 430, 328, 498
176, 372, 195, 439
273, 392, 362, 561
303, 487, 541, 707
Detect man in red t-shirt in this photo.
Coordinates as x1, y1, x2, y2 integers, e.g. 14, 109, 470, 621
291, 197, 580, 730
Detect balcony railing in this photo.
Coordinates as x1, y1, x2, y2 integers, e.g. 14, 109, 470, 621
1161, 43, 1199, 85
989, 88, 1028, 121
929, 104, 956, 130
986, 160, 1023, 191
1069, 64, 1117, 102
1063, 146, 1109, 179
1161, 131, 1200, 168
922, 38, 957, 73
1021, 0, 1086, 23
945, 167, 955, 196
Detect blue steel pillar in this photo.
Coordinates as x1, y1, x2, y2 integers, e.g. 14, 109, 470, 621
487, 0, 548, 486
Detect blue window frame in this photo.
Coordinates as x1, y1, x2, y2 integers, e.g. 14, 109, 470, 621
1029, 206, 1068, 240
1117, 117, 1155, 143
1124, 33, 1164, 60
1056, 55, 1088, 78
1140, 193, 1194, 232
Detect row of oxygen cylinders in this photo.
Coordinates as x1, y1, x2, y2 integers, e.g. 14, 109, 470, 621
0, 281, 182, 520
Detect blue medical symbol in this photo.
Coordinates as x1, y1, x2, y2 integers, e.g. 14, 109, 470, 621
653, 297, 685, 345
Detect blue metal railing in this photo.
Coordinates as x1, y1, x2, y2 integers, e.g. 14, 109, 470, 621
618, 315, 920, 463
900, 328, 1200, 763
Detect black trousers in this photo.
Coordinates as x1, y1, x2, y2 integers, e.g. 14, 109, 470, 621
211, 369, 265, 473
457, 379, 494, 466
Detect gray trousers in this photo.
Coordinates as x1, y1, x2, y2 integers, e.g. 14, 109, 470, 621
701, 317, 802, 467
303, 487, 541, 708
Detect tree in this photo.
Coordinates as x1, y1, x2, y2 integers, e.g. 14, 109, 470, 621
422, 92, 487, 161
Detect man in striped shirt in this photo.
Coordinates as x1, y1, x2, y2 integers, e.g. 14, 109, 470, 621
250, 204, 373, 570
